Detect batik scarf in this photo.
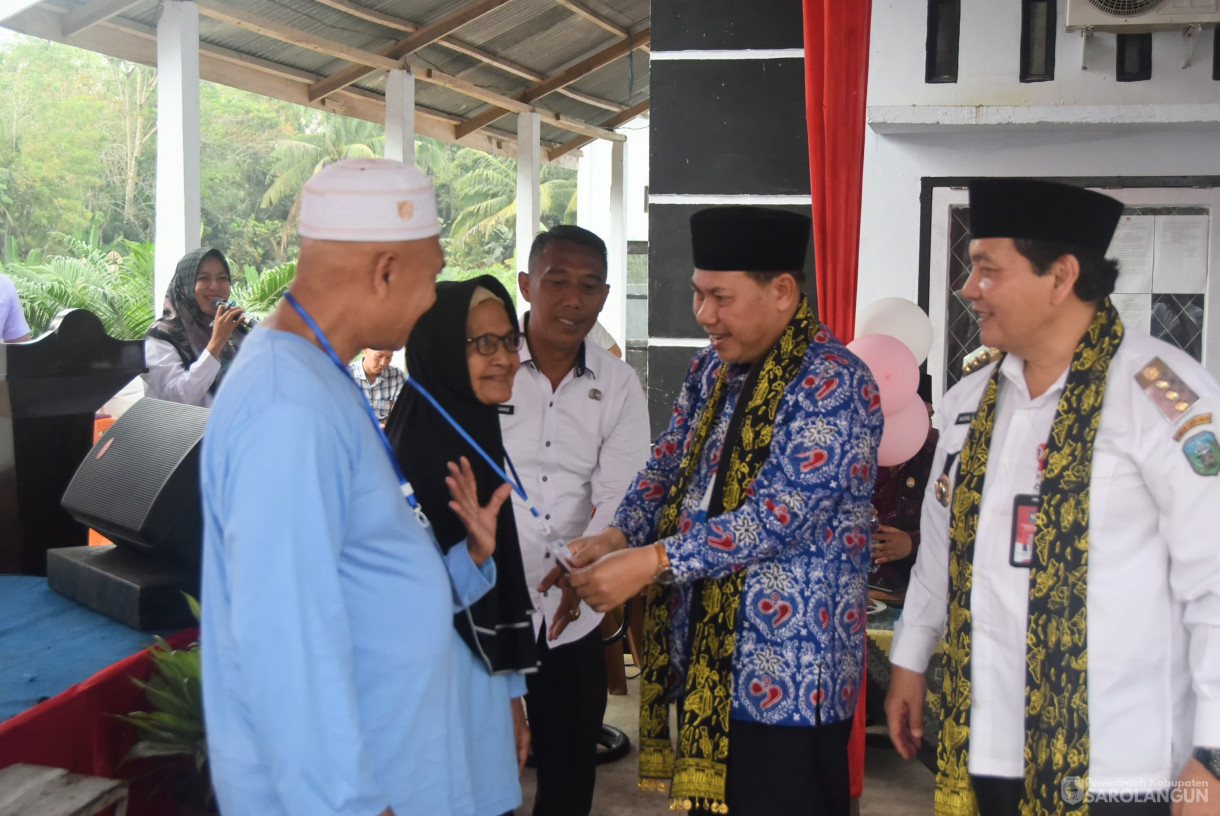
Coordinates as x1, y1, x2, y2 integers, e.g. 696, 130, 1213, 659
937, 300, 1123, 816
145, 248, 243, 395
638, 298, 818, 814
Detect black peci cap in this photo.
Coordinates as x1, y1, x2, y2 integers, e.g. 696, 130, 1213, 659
967, 178, 1124, 255
690, 206, 811, 272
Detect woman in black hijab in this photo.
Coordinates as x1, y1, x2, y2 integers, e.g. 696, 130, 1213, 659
143, 248, 247, 407
385, 274, 537, 816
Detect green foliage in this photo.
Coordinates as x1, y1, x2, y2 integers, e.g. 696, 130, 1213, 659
232, 260, 296, 317
445, 149, 578, 269
116, 594, 210, 809
438, 263, 518, 308
3, 234, 155, 339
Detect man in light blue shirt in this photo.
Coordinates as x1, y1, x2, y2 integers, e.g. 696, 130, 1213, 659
201, 159, 512, 816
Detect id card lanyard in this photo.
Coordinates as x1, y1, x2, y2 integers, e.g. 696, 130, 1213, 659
284, 292, 432, 531
401, 370, 577, 568
284, 293, 573, 565
1009, 443, 1048, 568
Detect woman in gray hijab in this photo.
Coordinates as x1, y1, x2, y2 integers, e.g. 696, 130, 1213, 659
142, 248, 247, 407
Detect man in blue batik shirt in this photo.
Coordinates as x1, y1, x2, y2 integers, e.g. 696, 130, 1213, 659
200, 159, 512, 816
568, 207, 881, 816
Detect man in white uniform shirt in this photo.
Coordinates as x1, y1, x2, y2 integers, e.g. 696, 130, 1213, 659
886, 179, 1220, 816
501, 225, 650, 816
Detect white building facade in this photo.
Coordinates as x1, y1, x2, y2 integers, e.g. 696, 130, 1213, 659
859, 1, 1220, 400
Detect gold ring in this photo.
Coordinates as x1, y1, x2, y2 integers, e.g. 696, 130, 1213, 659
569, 607, 581, 621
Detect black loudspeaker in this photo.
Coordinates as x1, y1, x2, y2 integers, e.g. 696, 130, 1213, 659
50, 398, 209, 630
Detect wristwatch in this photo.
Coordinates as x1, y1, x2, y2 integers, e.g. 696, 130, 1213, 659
653, 543, 675, 586
1193, 746, 1220, 780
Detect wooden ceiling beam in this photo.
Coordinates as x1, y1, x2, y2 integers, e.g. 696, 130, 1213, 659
196, 1, 400, 71
60, 0, 142, 36
548, 98, 648, 160
455, 26, 648, 138
307, 0, 515, 102
550, 0, 625, 37
312, 0, 628, 111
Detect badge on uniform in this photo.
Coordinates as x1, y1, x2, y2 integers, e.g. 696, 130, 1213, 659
935, 474, 951, 506
1010, 494, 1039, 568
1135, 357, 1200, 422
1174, 412, 1212, 442
934, 451, 960, 507
1182, 431, 1220, 476
954, 412, 975, 425
588, 388, 602, 401
497, 404, 515, 415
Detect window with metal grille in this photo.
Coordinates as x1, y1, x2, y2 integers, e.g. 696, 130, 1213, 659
941, 205, 1209, 390
1020, 0, 1056, 82
926, 0, 961, 83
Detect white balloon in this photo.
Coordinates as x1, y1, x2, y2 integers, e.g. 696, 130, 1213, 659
856, 298, 933, 365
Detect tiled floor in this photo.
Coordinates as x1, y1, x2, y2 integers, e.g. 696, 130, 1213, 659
516, 672, 937, 815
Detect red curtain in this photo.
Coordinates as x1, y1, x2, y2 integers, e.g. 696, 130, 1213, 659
804, 0, 874, 344
804, 0, 874, 798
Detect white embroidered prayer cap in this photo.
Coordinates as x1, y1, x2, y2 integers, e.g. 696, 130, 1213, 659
298, 158, 441, 242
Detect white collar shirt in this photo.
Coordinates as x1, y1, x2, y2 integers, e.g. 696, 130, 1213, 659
500, 336, 650, 647
892, 331, 1220, 790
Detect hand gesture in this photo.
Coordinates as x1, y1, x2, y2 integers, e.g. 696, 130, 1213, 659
535, 527, 628, 600
511, 698, 531, 776
885, 665, 926, 759
446, 457, 512, 567
207, 302, 245, 357
569, 546, 657, 612
872, 525, 913, 564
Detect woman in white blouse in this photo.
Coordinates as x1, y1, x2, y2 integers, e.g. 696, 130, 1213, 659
143, 248, 247, 407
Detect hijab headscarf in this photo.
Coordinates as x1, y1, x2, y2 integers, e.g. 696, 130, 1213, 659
145, 248, 243, 394
385, 275, 538, 674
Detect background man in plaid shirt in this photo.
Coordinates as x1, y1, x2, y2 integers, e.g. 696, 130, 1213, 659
349, 348, 406, 423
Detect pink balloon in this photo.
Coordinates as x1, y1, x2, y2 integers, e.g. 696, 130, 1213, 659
877, 395, 931, 467
846, 334, 919, 416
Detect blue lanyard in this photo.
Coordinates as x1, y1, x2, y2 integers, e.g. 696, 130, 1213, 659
397, 367, 556, 539
283, 292, 557, 541
284, 292, 431, 528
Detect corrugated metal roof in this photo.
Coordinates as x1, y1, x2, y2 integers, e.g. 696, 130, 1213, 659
2, 0, 650, 159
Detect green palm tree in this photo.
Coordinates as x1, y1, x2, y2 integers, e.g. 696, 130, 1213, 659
3, 235, 155, 339
447, 149, 577, 267
260, 116, 386, 210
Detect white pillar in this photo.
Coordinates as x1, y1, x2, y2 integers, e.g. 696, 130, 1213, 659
603, 139, 628, 346
516, 112, 542, 303
384, 68, 415, 164
154, 0, 201, 311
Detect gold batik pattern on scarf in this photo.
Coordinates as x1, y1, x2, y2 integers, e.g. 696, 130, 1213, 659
638, 298, 818, 814
937, 301, 1123, 816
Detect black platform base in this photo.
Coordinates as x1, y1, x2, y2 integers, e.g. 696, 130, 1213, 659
46, 545, 198, 631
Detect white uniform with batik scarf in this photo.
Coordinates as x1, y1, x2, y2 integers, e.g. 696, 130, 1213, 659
892, 329, 1220, 793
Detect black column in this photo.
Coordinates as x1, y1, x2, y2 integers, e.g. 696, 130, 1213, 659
647, 0, 814, 434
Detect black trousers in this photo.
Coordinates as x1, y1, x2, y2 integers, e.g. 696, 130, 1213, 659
691, 718, 854, 816
524, 625, 607, 816
972, 775, 1171, 816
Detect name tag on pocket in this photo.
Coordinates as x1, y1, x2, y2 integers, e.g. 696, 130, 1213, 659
1010, 494, 1039, 568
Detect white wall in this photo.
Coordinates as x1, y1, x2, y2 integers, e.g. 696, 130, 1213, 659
859, 1, 1220, 315
577, 116, 650, 346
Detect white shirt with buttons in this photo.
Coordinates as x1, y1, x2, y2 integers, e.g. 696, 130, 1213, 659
891, 329, 1220, 790
500, 337, 651, 647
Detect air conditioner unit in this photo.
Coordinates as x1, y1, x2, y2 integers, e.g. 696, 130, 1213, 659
1066, 0, 1220, 31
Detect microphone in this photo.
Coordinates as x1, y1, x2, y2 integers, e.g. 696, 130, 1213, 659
212, 298, 258, 333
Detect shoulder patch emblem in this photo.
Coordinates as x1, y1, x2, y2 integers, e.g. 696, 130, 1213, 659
1174, 413, 1212, 442
1135, 357, 1200, 423
1183, 431, 1220, 476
